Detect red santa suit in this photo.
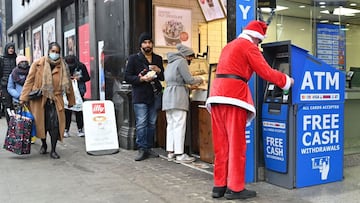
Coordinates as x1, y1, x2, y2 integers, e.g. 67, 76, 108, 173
206, 21, 291, 194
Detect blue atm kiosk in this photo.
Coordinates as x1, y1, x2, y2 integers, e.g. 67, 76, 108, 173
261, 41, 345, 189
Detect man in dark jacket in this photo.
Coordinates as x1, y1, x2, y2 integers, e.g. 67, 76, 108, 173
64, 55, 90, 137
0, 42, 17, 122
125, 32, 164, 161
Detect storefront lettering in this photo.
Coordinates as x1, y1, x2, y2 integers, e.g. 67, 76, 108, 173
301, 71, 339, 90
238, 4, 251, 20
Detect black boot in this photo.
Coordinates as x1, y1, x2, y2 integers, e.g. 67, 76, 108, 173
212, 186, 227, 198
50, 151, 60, 159
49, 128, 60, 159
39, 139, 47, 154
146, 148, 159, 158
134, 149, 147, 161
224, 188, 257, 200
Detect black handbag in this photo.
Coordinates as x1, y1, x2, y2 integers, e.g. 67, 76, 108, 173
28, 89, 42, 100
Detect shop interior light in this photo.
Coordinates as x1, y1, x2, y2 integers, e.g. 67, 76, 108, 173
260, 5, 288, 13
350, 3, 357, 7
320, 7, 360, 16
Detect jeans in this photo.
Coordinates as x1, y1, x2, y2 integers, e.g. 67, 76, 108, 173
133, 103, 157, 150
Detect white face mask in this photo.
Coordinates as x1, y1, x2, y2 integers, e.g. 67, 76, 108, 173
49, 53, 60, 60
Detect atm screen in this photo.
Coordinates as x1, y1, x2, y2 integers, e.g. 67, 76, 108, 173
277, 62, 290, 75
264, 62, 290, 104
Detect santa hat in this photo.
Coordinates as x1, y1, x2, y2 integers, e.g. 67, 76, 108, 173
16, 55, 28, 65
242, 20, 267, 41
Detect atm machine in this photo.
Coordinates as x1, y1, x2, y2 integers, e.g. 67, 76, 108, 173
261, 41, 345, 189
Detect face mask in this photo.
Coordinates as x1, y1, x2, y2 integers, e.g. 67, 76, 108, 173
187, 60, 192, 65
18, 62, 29, 69
49, 53, 60, 61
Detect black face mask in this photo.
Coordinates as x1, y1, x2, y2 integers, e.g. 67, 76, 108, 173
18, 62, 29, 69
187, 60, 191, 65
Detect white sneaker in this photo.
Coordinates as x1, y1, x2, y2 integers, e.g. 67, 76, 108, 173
64, 130, 70, 138
167, 153, 175, 161
175, 154, 195, 163
77, 129, 85, 137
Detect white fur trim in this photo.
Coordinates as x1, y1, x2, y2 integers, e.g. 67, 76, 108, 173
243, 30, 265, 40
239, 33, 253, 43
205, 96, 256, 123
281, 74, 292, 90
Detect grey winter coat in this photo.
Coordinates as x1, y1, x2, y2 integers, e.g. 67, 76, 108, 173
162, 52, 202, 111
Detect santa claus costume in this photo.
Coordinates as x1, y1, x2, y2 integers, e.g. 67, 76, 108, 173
206, 20, 292, 200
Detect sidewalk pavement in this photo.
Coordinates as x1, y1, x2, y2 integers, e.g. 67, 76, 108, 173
1, 117, 360, 203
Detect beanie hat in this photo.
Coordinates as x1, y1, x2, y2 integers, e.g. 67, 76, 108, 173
16, 55, 28, 65
242, 20, 267, 40
64, 55, 77, 65
138, 32, 153, 47
176, 43, 195, 57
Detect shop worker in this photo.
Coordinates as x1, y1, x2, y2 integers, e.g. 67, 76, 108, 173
125, 32, 164, 161
206, 20, 294, 200
0, 42, 17, 122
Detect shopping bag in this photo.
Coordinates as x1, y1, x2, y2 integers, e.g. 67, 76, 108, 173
19, 105, 36, 137
64, 79, 83, 111
3, 108, 33, 155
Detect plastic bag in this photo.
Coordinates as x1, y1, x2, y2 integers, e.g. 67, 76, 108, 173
64, 79, 83, 111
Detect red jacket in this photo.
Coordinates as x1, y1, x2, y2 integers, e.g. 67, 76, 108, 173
206, 34, 291, 123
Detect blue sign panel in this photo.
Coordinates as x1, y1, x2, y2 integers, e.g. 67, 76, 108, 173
291, 51, 345, 104
236, 0, 256, 183
262, 104, 288, 173
236, 0, 255, 36
296, 104, 344, 187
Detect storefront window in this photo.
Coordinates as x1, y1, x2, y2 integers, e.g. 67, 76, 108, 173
17, 32, 24, 55
95, 0, 127, 100
62, 3, 76, 56
78, 0, 89, 25
25, 29, 31, 58
264, 0, 360, 72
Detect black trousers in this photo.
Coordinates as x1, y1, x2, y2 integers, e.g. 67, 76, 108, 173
1, 86, 13, 123
65, 109, 84, 130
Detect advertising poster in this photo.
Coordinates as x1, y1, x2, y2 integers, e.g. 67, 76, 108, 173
79, 24, 91, 99
64, 29, 76, 56
42, 18, 55, 55
220, 0, 227, 15
296, 104, 343, 187
198, 0, 225, 21
154, 6, 192, 47
83, 101, 119, 154
98, 41, 105, 100
32, 26, 42, 61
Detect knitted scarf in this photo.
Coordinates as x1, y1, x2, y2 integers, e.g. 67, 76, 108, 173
11, 66, 29, 85
41, 56, 72, 100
